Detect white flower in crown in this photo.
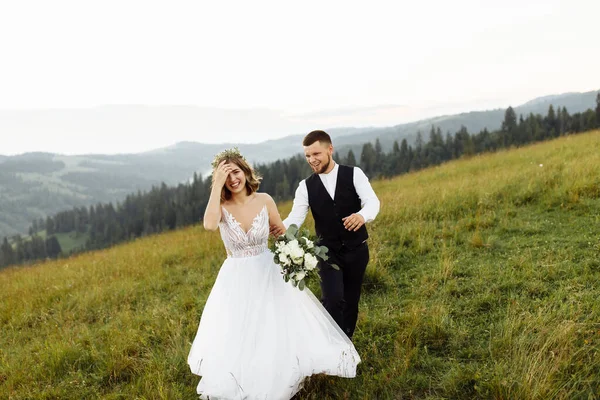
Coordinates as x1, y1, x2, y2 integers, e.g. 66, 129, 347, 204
211, 147, 247, 169
295, 271, 306, 281
304, 253, 318, 271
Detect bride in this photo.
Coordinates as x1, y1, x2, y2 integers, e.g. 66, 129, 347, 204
187, 148, 360, 399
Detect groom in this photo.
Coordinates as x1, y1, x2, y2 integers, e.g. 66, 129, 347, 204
275, 130, 380, 339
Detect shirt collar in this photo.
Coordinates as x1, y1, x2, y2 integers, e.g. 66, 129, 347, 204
319, 161, 338, 178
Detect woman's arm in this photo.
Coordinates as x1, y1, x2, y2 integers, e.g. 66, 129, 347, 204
203, 160, 231, 231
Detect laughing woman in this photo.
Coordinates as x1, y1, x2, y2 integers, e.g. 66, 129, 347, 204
187, 148, 360, 400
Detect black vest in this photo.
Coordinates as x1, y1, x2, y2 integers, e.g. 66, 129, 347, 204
306, 164, 368, 252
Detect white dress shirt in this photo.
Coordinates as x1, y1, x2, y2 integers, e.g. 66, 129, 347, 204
283, 163, 380, 229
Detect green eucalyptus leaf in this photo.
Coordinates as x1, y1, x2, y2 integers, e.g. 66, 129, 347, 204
330, 263, 340, 270
298, 279, 305, 291
285, 232, 296, 241
287, 224, 299, 236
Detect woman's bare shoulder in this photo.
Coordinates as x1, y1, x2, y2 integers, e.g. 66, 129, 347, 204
256, 192, 274, 204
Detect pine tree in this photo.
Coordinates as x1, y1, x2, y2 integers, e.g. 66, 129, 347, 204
1, 237, 15, 267
31, 235, 47, 259
413, 131, 424, 169
360, 143, 377, 177
334, 151, 342, 164
399, 139, 409, 173
45, 236, 62, 258
374, 138, 383, 164
560, 107, 570, 135
517, 114, 526, 144
45, 217, 55, 235
346, 149, 357, 166
546, 105, 557, 137
501, 106, 518, 146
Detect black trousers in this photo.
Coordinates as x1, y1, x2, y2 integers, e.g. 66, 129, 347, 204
318, 241, 369, 339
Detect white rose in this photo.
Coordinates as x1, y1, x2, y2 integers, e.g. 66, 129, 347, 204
304, 253, 318, 270
295, 271, 306, 281
280, 243, 291, 256
288, 240, 305, 262
303, 237, 314, 249
278, 253, 291, 266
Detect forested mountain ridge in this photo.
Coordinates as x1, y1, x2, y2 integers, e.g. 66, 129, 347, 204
0, 90, 598, 238
1, 91, 599, 269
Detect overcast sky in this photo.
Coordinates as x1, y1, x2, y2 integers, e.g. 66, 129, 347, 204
0, 0, 599, 155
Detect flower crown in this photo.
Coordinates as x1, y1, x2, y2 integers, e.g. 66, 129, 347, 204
211, 147, 246, 169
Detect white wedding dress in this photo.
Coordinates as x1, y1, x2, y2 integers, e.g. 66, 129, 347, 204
187, 205, 360, 399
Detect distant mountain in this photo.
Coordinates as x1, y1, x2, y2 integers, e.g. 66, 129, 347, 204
520, 92, 579, 107
0, 131, 361, 237
331, 90, 600, 158
0, 89, 597, 237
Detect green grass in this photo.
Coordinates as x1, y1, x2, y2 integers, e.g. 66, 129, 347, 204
53, 231, 90, 254
1, 131, 600, 399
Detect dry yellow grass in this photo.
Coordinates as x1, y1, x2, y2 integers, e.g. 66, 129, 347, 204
1, 130, 599, 399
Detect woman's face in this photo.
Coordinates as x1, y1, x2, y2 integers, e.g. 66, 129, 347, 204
224, 161, 247, 194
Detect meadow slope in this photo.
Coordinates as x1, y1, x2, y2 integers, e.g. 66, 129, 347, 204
1, 130, 599, 399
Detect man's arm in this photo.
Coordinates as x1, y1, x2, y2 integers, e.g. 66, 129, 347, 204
281, 180, 310, 229
353, 167, 380, 223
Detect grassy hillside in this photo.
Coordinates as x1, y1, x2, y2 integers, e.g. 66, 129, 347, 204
1, 130, 599, 399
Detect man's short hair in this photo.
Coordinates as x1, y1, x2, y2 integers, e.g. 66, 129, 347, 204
303, 130, 332, 147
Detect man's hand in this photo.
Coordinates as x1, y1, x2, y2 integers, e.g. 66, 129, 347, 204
342, 213, 365, 232
270, 224, 285, 237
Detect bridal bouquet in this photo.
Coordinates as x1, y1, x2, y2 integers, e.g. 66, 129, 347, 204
270, 224, 338, 291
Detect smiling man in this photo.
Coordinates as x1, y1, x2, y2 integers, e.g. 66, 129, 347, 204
277, 130, 380, 339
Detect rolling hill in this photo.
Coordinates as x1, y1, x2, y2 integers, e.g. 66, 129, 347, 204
1, 130, 599, 398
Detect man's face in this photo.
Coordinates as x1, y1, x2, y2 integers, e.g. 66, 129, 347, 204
304, 141, 333, 174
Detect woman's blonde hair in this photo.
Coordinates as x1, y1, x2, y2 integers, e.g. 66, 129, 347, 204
211, 149, 262, 202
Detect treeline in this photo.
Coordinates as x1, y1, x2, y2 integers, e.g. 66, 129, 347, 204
1, 94, 599, 269
43, 179, 211, 249
259, 97, 600, 198
0, 235, 61, 268
0, 177, 211, 268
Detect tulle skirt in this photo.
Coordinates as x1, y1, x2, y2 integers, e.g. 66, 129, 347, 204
187, 250, 360, 400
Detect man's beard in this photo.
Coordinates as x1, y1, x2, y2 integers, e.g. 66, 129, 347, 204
313, 155, 331, 174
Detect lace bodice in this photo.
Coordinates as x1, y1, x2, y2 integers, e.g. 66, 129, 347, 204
219, 205, 269, 258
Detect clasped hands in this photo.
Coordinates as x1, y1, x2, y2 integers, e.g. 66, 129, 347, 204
269, 213, 365, 237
